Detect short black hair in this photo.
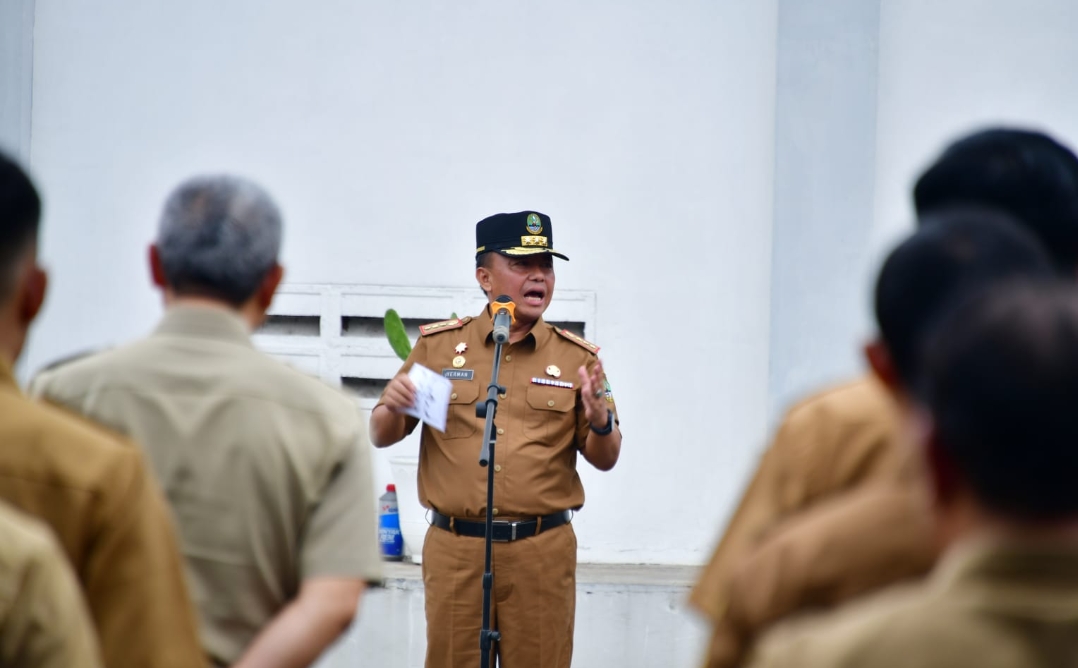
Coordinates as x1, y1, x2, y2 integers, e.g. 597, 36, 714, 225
914, 128, 1078, 271
0, 150, 41, 292
921, 280, 1078, 520
875, 207, 1054, 388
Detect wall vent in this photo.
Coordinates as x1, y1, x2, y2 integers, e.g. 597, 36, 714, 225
253, 285, 598, 409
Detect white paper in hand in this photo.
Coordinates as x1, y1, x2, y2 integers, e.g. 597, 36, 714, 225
403, 364, 453, 433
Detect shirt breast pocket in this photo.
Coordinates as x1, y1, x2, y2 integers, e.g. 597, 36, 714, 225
446, 381, 479, 439
524, 385, 576, 441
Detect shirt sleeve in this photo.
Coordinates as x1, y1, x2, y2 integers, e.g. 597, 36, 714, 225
688, 412, 806, 624
725, 482, 937, 636
83, 447, 207, 668
299, 416, 383, 584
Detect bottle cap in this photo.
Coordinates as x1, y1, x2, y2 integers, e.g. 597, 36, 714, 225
386, 484, 396, 492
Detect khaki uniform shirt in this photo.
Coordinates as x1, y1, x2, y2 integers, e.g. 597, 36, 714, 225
32, 305, 383, 666
0, 360, 203, 668
749, 540, 1078, 668
378, 312, 617, 518
691, 376, 910, 622
0, 501, 102, 668
692, 375, 929, 668
725, 483, 936, 627
703, 483, 938, 668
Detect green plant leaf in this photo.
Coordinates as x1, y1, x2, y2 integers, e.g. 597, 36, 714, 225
384, 309, 412, 361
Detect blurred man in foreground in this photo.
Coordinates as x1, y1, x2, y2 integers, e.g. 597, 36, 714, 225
33, 175, 382, 668
0, 150, 205, 668
750, 280, 1078, 667
691, 127, 1078, 667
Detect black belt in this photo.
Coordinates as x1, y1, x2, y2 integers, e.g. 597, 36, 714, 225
430, 510, 571, 542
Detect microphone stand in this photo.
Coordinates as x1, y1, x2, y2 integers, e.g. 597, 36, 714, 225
476, 334, 506, 668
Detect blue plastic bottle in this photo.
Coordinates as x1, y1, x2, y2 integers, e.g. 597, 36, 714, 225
379, 484, 404, 561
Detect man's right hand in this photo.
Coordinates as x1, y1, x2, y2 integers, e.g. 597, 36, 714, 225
381, 373, 417, 414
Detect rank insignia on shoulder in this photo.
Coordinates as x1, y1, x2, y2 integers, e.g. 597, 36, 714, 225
419, 317, 469, 336
554, 327, 600, 353
531, 377, 574, 390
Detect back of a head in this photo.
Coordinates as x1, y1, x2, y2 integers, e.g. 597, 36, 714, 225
0, 151, 41, 295
156, 175, 282, 307
913, 128, 1078, 271
921, 281, 1078, 520
875, 207, 1054, 388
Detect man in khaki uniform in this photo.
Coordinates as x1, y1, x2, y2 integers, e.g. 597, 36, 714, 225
688, 373, 911, 621
749, 281, 1078, 668
0, 151, 204, 668
32, 175, 383, 668
0, 501, 103, 668
370, 211, 622, 668
691, 127, 1078, 668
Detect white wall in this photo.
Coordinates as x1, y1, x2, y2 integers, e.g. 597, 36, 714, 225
0, 0, 34, 162
22, 0, 1078, 567
24, 1, 779, 564
870, 0, 1078, 266
766, 0, 880, 416
765, 0, 1078, 426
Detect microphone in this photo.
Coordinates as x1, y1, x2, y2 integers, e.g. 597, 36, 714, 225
491, 295, 516, 344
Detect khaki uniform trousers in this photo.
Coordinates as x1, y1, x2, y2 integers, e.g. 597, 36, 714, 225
422, 522, 577, 668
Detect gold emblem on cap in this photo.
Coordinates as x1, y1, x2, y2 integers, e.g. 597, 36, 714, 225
455, 342, 468, 354
526, 213, 543, 235
546, 365, 561, 378
452, 356, 466, 368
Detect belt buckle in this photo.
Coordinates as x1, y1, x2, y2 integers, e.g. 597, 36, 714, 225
491, 520, 521, 543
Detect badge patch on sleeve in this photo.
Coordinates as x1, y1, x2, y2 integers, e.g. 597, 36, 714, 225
603, 379, 614, 402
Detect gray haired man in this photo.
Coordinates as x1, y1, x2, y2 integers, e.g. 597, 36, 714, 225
32, 175, 383, 668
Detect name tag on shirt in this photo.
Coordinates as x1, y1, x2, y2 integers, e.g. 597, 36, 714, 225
443, 369, 474, 381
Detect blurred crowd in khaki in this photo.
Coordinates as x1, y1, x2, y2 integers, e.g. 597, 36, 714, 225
0, 160, 381, 668
690, 128, 1078, 668
1, 124, 1078, 668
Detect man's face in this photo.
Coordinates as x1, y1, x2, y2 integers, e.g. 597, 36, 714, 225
477, 252, 556, 325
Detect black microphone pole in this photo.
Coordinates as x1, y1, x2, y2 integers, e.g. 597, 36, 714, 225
476, 297, 512, 668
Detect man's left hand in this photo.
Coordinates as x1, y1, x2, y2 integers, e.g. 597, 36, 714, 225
578, 360, 610, 430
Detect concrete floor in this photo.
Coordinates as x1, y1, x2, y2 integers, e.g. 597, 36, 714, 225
316, 562, 710, 667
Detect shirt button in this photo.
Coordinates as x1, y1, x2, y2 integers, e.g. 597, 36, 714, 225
492, 508, 499, 516
497, 428, 505, 435
494, 464, 502, 472
451, 392, 458, 400
499, 393, 507, 399
505, 355, 512, 362
547, 400, 555, 407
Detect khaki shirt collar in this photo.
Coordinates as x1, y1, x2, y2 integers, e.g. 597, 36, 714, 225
935, 536, 1078, 594
479, 304, 552, 350
154, 304, 254, 348
0, 357, 19, 394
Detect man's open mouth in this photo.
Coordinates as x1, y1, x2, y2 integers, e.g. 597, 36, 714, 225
523, 289, 546, 305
